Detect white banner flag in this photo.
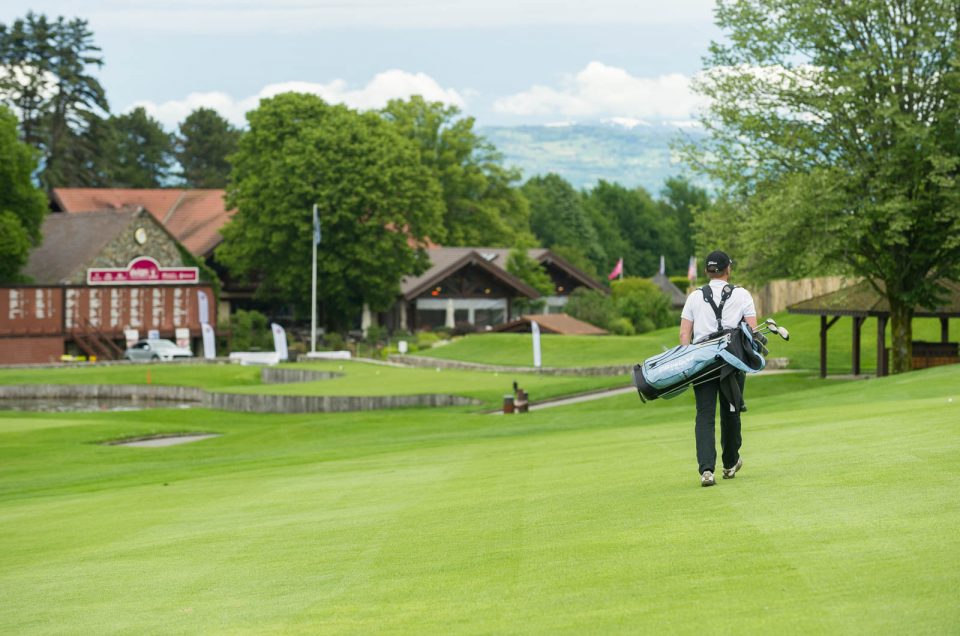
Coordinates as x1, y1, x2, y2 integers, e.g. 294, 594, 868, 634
531, 320, 542, 368
197, 290, 210, 325
201, 323, 216, 359
271, 322, 289, 361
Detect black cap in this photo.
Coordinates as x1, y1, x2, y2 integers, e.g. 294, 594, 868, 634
705, 250, 732, 273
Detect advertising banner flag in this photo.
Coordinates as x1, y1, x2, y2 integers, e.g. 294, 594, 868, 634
197, 290, 210, 325
201, 323, 216, 359
607, 257, 623, 281
271, 322, 289, 361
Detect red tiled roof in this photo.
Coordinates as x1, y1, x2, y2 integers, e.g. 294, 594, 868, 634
52, 188, 234, 257
491, 313, 609, 335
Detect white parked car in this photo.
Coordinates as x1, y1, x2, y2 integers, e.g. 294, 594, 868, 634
124, 339, 194, 362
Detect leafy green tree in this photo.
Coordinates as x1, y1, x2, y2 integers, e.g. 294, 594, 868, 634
0, 13, 108, 188
564, 287, 617, 331
177, 107, 241, 188
0, 106, 47, 281
506, 246, 553, 315
217, 92, 445, 328
523, 174, 607, 273
99, 107, 174, 187
583, 180, 678, 276
658, 176, 709, 265
687, 0, 960, 373
382, 96, 531, 246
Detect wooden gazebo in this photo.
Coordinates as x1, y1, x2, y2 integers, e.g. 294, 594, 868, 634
788, 280, 960, 377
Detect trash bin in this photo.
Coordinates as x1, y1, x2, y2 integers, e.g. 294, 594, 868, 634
503, 395, 515, 414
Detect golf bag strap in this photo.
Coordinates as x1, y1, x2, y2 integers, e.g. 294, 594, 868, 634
701, 284, 736, 324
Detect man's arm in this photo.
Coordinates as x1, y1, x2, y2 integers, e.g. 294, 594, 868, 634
745, 315, 758, 331
679, 318, 694, 346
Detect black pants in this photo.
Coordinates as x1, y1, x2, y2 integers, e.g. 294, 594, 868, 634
693, 373, 745, 474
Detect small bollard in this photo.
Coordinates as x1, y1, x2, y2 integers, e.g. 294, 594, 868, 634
503, 394, 515, 414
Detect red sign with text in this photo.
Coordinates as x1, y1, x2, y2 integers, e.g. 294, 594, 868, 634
87, 257, 199, 285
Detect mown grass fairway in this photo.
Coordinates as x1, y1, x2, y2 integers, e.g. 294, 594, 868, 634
1, 366, 958, 632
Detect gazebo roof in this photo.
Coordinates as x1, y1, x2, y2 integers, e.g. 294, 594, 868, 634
788, 280, 960, 318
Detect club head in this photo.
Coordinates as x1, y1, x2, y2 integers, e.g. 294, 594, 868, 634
776, 326, 790, 341
765, 318, 778, 328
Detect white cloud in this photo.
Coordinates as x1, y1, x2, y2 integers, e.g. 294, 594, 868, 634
493, 62, 706, 121
130, 70, 466, 129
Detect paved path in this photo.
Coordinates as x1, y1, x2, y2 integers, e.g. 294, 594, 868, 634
491, 385, 635, 414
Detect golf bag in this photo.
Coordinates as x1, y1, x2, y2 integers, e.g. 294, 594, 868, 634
632, 322, 766, 402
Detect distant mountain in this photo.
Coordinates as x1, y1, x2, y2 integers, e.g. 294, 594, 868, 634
479, 121, 710, 194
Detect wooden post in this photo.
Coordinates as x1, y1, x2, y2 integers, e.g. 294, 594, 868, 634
942, 317, 950, 344
819, 315, 840, 378
877, 315, 888, 377
852, 316, 863, 376
820, 315, 828, 379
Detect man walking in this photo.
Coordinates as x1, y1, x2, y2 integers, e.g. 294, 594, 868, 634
679, 251, 758, 487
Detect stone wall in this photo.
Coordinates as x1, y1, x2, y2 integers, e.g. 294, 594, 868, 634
388, 354, 633, 376
260, 367, 342, 384
71, 212, 186, 284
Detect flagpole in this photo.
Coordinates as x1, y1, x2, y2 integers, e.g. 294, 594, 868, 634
311, 203, 318, 353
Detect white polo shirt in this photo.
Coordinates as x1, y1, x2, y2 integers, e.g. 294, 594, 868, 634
681, 279, 757, 342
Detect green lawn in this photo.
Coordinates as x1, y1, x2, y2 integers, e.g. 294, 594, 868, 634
1, 365, 958, 632
415, 313, 960, 374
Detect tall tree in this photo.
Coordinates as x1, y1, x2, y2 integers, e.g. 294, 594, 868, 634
177, 107, 241, 188
687, 0, 960, 373
0, 106, 48, 281
217, 92, 445, 328
522, 174, 607, 274
0, 13, 108, 188
99, 107, 174, 187
658, 176, 709, 265
582, 180, 678, 277
382, 96, 532, 246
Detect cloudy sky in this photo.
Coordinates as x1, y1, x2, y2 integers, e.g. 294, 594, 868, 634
2, 0, 720, 129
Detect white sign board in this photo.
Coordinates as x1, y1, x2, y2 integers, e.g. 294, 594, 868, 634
175, 327, 190, 349
147, 329, 160, 340
124, 329, 139, 348
398, 340, 408, 354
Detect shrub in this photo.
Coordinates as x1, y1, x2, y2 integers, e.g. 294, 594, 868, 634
365, 325, 387, 344
669, 276, 696, 293
229, 309, 273, 352
611, 278, 674, 334
564, 288, 616, 330
609, 317, 636, 335
324, 332, 345, 351
416, 331, 442, 348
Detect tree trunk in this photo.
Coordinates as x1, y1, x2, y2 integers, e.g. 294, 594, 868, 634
888, 298, 913, 374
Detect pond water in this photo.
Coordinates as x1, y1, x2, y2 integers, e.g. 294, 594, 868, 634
0, 399, 195, 413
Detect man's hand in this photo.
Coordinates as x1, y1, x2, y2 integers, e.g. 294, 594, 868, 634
679, 318, 693, 346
